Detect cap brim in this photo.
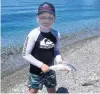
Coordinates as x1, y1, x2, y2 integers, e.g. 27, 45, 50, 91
37, 10, 55, 16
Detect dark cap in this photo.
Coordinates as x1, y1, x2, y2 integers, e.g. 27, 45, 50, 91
37, 2, 55, 16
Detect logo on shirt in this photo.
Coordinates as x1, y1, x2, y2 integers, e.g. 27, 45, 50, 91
40, 38, 55, 49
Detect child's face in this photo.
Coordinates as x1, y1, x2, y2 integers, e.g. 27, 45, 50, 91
38, 12, 55, 30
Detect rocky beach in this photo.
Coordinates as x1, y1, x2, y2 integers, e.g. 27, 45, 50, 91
1, 34, 100, 93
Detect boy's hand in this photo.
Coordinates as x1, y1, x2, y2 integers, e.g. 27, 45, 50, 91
41, 64, 50, 73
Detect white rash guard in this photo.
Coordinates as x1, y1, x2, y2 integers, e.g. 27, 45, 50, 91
22, 27, 62, 75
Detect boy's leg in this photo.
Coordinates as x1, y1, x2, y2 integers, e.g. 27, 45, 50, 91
43, 70, 57, 93
28, 88, 38, 94
47, 87, 56, 93
28, 73, 43, 94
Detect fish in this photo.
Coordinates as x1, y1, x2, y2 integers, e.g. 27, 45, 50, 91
50, 63, 76, 72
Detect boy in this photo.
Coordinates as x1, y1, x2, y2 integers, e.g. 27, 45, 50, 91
22, 2, 62, 93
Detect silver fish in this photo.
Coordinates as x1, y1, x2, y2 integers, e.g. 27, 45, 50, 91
50, 63, 76, 72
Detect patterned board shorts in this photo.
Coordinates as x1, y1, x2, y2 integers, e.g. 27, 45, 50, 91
28, 70, 57, 90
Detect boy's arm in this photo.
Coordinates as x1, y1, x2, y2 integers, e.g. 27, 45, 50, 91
54, 32, 63, 63
22, 33, 43, 68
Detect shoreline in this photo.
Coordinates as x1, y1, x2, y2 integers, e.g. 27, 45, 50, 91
1, 34, 100, 93
1, 30, 100, 59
